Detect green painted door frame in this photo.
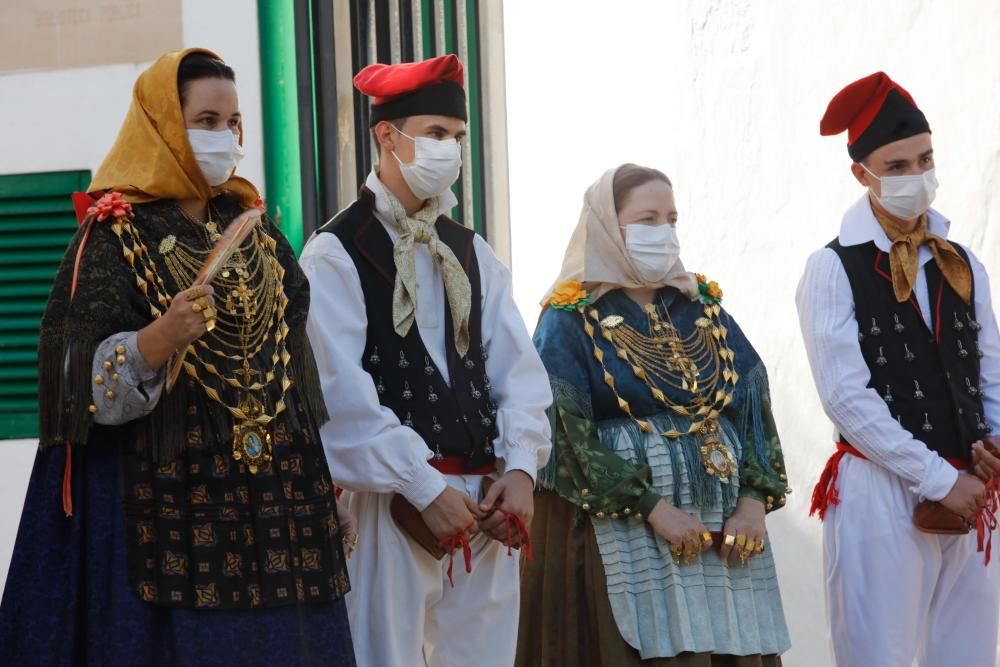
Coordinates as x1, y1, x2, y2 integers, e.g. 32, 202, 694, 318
257, 0, 305, 253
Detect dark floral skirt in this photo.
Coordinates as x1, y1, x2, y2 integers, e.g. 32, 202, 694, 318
0, 439, 356, 666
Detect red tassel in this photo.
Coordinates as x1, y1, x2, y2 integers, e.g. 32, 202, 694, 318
810, 448, 848, 520
975, 476, 999, 566
501, 511, 533, 562
62, 441, 73, 517
437, 532, 473, 587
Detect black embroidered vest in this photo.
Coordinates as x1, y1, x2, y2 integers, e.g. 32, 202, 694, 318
828, 238, 989, 459
318, 188, 498, 469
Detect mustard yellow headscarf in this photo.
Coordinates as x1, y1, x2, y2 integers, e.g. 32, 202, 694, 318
89, 47, 260, 207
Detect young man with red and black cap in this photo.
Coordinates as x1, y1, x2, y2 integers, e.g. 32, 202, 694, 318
797, 72, 1000, 666
300, 54, 552, 666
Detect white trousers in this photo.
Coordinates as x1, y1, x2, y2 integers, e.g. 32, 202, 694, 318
342, 474, 520, 667
824, 455, 1000, 667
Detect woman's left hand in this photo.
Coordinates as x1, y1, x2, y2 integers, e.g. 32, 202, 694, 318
337, 502, 359, 559
720, 497, 767, 565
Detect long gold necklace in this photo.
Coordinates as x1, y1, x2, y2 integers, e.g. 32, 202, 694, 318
161, 232, 279, 360
109, 210, 291, 474
580, 299, 739, 482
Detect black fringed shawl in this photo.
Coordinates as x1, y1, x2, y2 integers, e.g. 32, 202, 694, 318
38, 194, 329, 462
36, 194, 348, 610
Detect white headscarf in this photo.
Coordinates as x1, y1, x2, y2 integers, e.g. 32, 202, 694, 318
541, 165, 698, 306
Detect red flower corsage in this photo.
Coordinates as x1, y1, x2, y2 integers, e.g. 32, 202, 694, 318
87, 191, 134, 221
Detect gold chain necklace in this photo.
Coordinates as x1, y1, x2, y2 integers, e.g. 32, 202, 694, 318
580, 299, 740, 482
161, 233, 279, 356
110, 213, 291, 473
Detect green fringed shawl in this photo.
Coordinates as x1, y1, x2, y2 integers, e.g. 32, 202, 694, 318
535, 298, 790, 517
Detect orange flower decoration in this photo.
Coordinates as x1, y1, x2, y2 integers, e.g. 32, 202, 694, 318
696, 273, 723, 304
550, 280, 591, 311
86, 191, 134, 222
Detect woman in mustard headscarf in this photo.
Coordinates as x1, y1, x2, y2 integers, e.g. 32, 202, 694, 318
0, 49, 356, 664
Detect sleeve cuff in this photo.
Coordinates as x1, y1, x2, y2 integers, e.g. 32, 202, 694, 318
636, 489, 661, 519
124, 331, 161, 383
738, 486, 770, 508
500, 448, 539, 485
915, 458, 960, 502
400, 462, 448, 512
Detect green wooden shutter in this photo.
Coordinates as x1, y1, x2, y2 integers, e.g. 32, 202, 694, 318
0, 170, 91, 439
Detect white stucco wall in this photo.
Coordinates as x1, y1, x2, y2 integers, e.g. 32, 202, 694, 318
505, 1, 1000, 665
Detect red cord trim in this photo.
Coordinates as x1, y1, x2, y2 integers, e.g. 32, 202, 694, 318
874, 250, 922, 318
62, 442, 73, 517
62, 217, 99, 518
934, 277, 945, 344
438, 532, 473, 587
500, 511, 533, 562
976, 476, 999, 566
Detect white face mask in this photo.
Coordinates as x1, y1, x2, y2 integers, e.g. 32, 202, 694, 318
187, 128, 245, 186
392, 128, 462, 200
861, 164, 938, 220
623, 224, 681, 283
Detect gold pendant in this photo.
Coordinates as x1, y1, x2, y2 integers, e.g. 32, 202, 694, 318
698, 420, 737, 483
232, 396, 272, 474
158, 235, 177, 254
206, 220, 222, 243
600, 315, 624, 329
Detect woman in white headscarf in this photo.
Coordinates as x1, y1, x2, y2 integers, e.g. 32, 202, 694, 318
515, 164, 791, 666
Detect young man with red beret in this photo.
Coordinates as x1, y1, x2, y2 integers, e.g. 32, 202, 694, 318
797, 72, 1000, 666
300, 54, 552, 666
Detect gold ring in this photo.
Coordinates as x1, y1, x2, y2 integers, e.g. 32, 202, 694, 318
669, 543, 683, 556
205, 318, 216, 332
735, 534, 747, 548
723, 534, 736, 547
702, 532, 713, 543
185, 285, 206, 301
755, 540, 765, 553
738, 549, 751, 565
202, 307, 215, 321
191, 301, 203, 313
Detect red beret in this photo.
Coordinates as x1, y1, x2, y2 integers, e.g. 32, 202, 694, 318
354, 55, 467, 126
821, 72, 930, 161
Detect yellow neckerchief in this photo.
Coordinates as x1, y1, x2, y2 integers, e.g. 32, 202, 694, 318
870, 197, 971, 305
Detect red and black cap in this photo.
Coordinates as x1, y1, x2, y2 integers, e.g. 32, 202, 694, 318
820, 72, 930, 161
354, 54, 467, 127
